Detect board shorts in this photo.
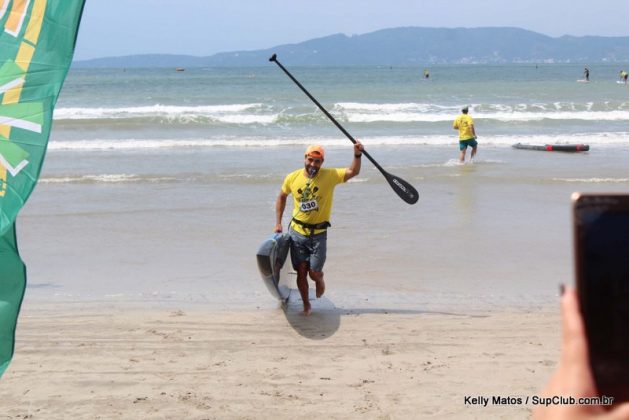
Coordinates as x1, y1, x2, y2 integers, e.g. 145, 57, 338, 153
288, 227, 327, 272
459, 138, 478, 150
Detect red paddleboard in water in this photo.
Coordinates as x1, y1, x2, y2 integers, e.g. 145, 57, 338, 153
512, 143, 590, 152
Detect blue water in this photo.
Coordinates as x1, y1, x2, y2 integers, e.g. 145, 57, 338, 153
17, 63, 629, 310
54, 63, 629, 147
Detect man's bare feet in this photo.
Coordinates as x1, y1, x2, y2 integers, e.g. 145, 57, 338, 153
301, 302, 312, 316
314, 277, 325, 298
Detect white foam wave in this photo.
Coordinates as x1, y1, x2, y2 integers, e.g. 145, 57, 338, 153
335, 102, 629, 123
52, 101, 629, 125
40, 174, 137, 184
39, 174, 179, 184
481, 110, 629, 122
47, 132, 629, 152
53, 103, 270, 122
336, 102, 448, 112
34, 174, 629, 186
215, 114, 276, 124
344, 110, 629, 123
552, 177, 629, 184
56, 103, 263, 116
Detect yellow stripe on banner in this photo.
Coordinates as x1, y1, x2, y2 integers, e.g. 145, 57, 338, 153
0, 167, 6, 196
3, 87, 22, 104
24, 0, 46, 45
0, 131, 6, 196
4, 0, 31, 37
14, 41, 34, 72
3, 42, 35, 103
0, 124, 9, 195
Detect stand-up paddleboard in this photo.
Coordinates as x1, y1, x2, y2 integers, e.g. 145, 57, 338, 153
577, 79, 590, 83
617, 80, 627, 85
512, 143, 590, 152
256, 233, 291, 301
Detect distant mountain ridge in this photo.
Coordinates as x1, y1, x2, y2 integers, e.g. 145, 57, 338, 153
74, 27, 629, 68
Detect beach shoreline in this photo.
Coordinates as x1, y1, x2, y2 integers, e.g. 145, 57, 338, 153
0, 300, 560, 419
7, 63, 629, 418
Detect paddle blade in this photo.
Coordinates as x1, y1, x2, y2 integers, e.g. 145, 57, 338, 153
384, 172, 419, 204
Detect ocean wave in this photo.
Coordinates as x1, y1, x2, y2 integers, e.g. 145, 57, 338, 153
53, 103, 277, 125
345, 110, 629, 123
51, 101, 629, 126
41, 173, 629, 186
39, 173, 278, 185
38, 174, 178, 184
335, 102, 629, 123
54, 103, 265, 119
47, 132, 629, 151
552, 177, 629, 184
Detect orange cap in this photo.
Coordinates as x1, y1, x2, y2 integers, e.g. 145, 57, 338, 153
305, 145, 325, 160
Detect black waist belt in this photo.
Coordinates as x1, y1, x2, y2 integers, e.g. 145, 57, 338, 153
291, 218, 331, 235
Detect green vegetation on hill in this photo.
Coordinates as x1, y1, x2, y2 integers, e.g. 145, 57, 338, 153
74, 27, 629, 68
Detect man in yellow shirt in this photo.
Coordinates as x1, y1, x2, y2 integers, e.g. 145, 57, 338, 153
275, 142, 363, 315
453, 106, 478, 163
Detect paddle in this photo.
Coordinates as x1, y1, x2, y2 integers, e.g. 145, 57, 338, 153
269, 54, 419, 205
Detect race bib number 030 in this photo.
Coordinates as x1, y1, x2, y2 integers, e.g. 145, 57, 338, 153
300, 199, 318, 212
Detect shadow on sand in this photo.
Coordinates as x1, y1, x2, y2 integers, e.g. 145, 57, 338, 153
280, 289, 484, 340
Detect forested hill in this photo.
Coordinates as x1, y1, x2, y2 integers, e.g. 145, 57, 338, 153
74, 27, 629, 68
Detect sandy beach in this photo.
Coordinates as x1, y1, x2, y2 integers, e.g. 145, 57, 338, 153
0, 301, 560, 419
6, 64, 629, 419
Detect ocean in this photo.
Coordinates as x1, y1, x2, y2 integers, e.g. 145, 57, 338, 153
18, 62, 629, 311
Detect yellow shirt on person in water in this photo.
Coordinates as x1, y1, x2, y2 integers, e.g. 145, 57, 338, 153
453, 114, 475, 140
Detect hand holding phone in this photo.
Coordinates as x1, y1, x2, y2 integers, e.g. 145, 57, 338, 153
533, 286, 629, 419
573, 193, 629, 402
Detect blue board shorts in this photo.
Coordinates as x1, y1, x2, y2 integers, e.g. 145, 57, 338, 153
288, 228, 327, 272
459, 138, 478, 150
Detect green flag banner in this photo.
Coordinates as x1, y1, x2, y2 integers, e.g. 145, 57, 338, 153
0, 223, 25, 376
0, 0, 86, 377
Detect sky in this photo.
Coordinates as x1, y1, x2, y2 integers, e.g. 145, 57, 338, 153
74, 0, 629, 60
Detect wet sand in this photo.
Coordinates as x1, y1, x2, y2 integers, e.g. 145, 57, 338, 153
0, 301, 560, 419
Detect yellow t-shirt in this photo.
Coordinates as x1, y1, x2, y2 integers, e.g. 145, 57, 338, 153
453, 114, 475, 140
282, 168, 346, 235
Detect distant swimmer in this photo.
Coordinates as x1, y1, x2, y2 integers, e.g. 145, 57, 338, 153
584, 67, 590, 82
620, 70, 628, 84
423, 68, 430, 79
453, 106, 478, 163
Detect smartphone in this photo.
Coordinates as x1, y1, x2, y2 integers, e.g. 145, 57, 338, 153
573, 193, 629, 401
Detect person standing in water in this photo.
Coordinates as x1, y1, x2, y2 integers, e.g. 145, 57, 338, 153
453, 106, 478, 163
274, 143, 363, 315
584, 67, 590, 82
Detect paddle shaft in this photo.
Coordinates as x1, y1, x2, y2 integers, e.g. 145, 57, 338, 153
269, 55, 386, 174
269, 54, 418, 205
